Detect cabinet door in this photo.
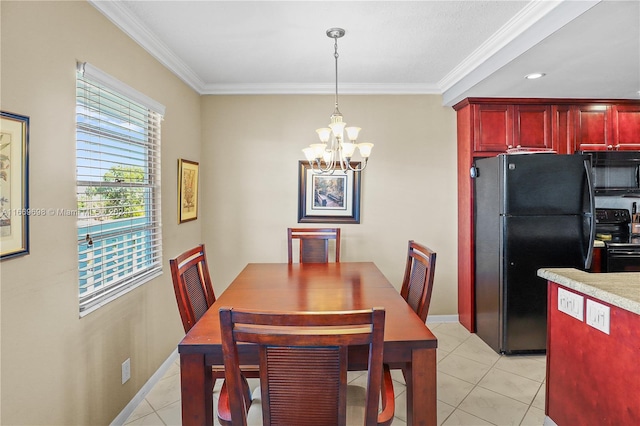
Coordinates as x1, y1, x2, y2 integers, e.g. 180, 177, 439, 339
574, 105, 611, 151
612, 104, 640, 150
551, 105, 573, 154
513, 105, 552, 150
473, 104, 512, 151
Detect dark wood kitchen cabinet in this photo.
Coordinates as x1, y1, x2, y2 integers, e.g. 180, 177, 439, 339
612, 104, 640, 150
574, 104, 640, 151
454, 97, 640, 333
573, 104, 611, 151
472, 103, 552, 152
513, 104, 552, 150
473, 104, 512, 152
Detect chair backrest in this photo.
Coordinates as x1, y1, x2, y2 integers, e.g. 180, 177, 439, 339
169, 244, 216, 333
219, 307, 386, 426
287, 227, 341, 263
400, 240, 437, 322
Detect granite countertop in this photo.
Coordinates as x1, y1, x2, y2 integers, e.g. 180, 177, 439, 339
538, 268, 640, 315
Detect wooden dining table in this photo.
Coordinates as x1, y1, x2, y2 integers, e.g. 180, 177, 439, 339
178, 262, 438, 425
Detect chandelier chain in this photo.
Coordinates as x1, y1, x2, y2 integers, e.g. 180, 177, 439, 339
334, 36, 339, 112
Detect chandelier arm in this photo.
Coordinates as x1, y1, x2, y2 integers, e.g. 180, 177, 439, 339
310, 158, 337, 175
346, 158, 369, 172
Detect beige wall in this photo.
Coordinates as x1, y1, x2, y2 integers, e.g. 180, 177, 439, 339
201, 95, 458, 313
1, 1, 459, 425
1, 2, 201, 424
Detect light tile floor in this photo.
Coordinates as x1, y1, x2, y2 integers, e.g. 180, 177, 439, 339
123, 322, 547, 425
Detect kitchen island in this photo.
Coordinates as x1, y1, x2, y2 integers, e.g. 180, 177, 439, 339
537, 268, 640, 426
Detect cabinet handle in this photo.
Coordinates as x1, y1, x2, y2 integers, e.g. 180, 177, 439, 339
607, 145, 614, 150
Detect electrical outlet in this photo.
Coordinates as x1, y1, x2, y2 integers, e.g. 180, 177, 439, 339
586, 299, 610, 334
122, 358, 131, 384
558, 288, 584, 321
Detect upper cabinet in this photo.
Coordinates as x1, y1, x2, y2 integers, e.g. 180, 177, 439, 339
459, 98, 640, 155
612, 104, 640, 150
573, 104, 610, 151
513, 104, 552, 150
574, 104, 640, 151
473, 104, 511, 152
472, 103, 552, 152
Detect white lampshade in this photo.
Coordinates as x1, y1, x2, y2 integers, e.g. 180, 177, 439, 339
316, 128, 331, 143
302, 147, 316, 162
310, 143, 327, 159
345, 127, 361, 141
342, 142, 356, 158
323, 150, 333, 163
329, 121, 346, 136
357, 143, 374, 158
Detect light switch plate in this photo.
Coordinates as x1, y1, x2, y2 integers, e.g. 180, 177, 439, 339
558, 287, 584, 321
586, 299, 610, 334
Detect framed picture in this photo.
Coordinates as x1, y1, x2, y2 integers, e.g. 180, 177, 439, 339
0, 111, 30, 260
298, 161, 361, 224
178, 159, 199, 223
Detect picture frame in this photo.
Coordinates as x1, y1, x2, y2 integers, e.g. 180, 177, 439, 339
0, 111, 30, 260
298, 160, 361, 224
178, 159, 199, 223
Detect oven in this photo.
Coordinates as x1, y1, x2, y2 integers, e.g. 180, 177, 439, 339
596, 208, 640, 272
605, 243, 640, 272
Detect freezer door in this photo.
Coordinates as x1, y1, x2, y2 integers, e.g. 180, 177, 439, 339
501, 154, 591, 216
501, 214, 591, 353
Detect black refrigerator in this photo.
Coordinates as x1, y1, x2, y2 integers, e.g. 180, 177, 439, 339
473, 153, 595, 354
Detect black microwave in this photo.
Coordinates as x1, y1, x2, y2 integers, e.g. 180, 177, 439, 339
584, 151, 640, 195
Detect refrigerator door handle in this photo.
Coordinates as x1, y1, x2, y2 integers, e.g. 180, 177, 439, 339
584, 159, 596, 269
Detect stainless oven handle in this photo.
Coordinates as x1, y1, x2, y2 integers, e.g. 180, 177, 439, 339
608, 250, 640, 255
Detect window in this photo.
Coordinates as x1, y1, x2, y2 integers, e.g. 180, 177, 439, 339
76, 62, 164, 314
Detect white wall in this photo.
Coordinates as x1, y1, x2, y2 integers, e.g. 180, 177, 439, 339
201, 95, 459, 314
1, 2, 201, 424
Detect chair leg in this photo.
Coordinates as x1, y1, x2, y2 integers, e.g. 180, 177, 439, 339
217, 375, 252, 426
378, 364, 395, 426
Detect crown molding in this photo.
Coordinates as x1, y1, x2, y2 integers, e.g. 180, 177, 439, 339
441, 0, 600, 106
200, 82, 441, 95
89, 0, 600, 99
88, 0, 206, 93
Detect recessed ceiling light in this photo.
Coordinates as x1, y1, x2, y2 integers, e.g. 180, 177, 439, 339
525, 72, 546, 80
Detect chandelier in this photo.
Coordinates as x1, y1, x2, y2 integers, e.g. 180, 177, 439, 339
302, 28, 373, 174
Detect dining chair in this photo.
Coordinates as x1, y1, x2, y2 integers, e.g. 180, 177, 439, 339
219, 307, 395, 426
385, 240, 437, 386
287, 227, 341, 263
169, 244, 258, 425
400, 240, 437, 323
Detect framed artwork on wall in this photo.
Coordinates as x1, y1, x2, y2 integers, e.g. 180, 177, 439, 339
178, 159, 199, 223
0, 111, 30, 260
297, 161, 361, 224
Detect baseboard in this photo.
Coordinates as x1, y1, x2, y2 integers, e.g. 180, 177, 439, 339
426, 314, 459, 324
110, 348, 179, 426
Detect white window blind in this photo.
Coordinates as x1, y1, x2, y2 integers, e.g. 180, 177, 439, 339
76, 62, 164, 314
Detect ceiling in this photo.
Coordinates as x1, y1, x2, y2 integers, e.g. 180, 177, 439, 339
90, 0, 639, 107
